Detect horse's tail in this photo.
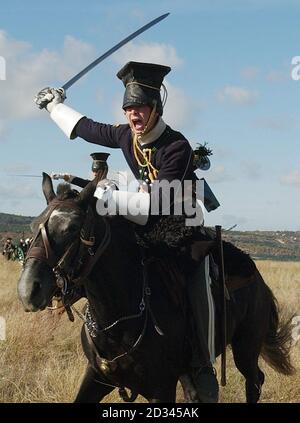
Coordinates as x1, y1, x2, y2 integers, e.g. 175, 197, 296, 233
261, 285, 295, 375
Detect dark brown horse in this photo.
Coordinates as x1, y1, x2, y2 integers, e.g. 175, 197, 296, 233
17, 173, 294, 403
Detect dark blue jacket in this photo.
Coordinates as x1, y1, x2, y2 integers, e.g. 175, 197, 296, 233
75, 118, 197, 187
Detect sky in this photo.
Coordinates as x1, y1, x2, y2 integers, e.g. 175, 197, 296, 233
0, 0, 299, 230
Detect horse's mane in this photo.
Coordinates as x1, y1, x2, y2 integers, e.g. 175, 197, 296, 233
56, 183, 79, 200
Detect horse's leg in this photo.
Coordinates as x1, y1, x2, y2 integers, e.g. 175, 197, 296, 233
74, 364, 114, 403
146, 384, 177, 403
244, 365, 265, 403
231, 331, 265, 403
179, 374, 198, 403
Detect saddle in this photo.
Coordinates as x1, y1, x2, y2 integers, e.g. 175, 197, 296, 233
136, 220, 256, 311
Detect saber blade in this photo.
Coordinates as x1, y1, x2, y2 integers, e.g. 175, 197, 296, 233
7, 174, 42, 178
62, 13, 170, 90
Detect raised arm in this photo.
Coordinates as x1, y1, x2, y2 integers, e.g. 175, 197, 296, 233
34, 87, 123, 148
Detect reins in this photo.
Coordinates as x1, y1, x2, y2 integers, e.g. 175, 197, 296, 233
82, 256, 164, 363
25, 197, 163, 367
25, 198, 84, 268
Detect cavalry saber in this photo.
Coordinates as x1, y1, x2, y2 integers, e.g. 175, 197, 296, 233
62, 13, 170, 91
7, 174, 42, 178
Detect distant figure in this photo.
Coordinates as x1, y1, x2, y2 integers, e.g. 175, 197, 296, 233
13, 238, 28, 264
51, 152, 110, 188
18, 238, 27, 254
2, 237, 15, 261
25, 238, 32, 253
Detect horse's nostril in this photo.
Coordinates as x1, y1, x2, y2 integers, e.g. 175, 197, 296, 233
31, 280, 41, 298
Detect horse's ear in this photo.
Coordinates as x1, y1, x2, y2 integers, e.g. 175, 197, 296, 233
77, 177, 99, 207
42, 172, 56, 204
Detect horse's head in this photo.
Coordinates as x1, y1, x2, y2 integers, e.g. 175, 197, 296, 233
18, 173, 97, 311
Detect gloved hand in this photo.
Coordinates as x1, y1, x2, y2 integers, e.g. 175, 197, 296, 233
34, 87, 66, 112
51, 173, 70, 181
94, 179, 118, 203
94, 180, 150, 225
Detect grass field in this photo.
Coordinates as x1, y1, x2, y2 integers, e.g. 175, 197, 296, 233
0, 257, 299, 403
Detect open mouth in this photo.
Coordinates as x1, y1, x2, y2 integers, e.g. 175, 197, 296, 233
131, 118, 144, 132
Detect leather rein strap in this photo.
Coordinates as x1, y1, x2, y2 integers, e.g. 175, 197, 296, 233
25, 199, 83, 268
25, 199, 111, 286
74, 218, 111, 282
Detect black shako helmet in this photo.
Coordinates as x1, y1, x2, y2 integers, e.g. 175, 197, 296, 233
90, 152, 110, 173
117, 61, 171, 116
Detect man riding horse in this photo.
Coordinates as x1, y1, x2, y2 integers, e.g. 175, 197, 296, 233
34, 61, 219, 402
51, 152, 110, 189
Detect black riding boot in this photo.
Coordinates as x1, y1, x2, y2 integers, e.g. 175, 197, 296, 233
187, 257, 219, 403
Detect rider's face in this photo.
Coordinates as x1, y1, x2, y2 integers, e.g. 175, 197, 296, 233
124, 105, 157, 135
91, 168, 108, 180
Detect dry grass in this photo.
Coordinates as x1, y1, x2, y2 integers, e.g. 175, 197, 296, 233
0, 257, 299, 403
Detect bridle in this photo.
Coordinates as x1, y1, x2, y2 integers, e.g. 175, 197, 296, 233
24, 197, 111, 319
24, 196, 163, 388
25, 198, 82, 268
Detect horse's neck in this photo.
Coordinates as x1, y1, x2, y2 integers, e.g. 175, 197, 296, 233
86, 217, 143, 325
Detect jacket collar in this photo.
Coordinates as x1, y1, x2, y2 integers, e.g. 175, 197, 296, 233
137, 117, 166, 146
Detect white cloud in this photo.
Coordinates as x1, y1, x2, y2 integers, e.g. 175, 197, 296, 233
217, 85, 259, 105
95, 88, 105, 105
1, 163, 32, 173
253, 116, 292, 131
0, 120, 8, 141
130, 9, 146, 20
0, 30, 30, 61
240, 160, 262, 179
113, 41, 183, 68
204, 165, 234, 183
0, 182, 39, 200
111, 91, 128, 123
213, 146, 234, 159
241, 66, 260, 80
0, 31, 95, 122
280, 170, 300, 186
163, 81, 197, 129
266, 70, 286, 82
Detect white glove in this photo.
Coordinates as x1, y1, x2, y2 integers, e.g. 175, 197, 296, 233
51, 173, 70, 181
34, 87, 66, 113
94, 180, 150, 225
94, 179, 118, 203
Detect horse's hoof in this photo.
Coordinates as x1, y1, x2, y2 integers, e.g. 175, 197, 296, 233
191, 366, 219, 403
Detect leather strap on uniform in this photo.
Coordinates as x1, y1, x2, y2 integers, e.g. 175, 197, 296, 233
133, 102, 159, 182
